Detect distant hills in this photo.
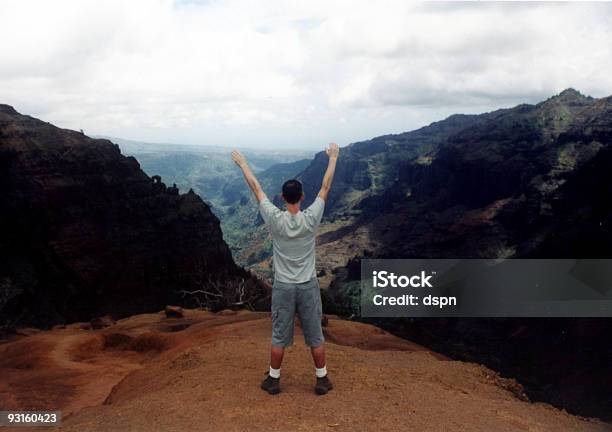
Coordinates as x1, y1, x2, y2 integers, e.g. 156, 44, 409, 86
105, 136, 314, 262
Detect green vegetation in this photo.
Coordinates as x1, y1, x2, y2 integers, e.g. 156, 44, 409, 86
111, 137, 313, 265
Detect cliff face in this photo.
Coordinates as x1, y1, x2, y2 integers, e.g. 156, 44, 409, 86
0, 105, 258, 327
298, 89, 612, 274
293, 89, 612, 420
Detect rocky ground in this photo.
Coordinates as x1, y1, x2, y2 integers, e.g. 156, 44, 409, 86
1, 309, 608, 432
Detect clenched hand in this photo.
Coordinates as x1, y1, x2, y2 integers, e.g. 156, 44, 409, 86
326, 143, 339, 159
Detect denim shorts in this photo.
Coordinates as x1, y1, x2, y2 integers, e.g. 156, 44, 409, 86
271, 277, 324, 348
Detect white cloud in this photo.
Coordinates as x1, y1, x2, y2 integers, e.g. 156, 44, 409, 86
0, 0, 611, 148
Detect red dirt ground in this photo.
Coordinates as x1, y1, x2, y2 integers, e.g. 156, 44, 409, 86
1, 310, 609, 431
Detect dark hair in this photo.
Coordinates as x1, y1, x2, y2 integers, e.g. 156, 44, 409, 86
282, 179, 303, 204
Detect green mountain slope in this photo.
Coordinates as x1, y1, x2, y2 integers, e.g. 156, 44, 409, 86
109, 137, 313, 262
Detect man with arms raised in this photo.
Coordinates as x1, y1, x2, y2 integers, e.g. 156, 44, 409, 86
231, 143, 339, 395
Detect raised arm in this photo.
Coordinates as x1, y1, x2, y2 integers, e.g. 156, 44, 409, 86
317, 143, 339, 202
231, 150, 267, 202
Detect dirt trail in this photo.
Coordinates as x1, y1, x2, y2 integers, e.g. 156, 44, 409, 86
0, 310, 608, 432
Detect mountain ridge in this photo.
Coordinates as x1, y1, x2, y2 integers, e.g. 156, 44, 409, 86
0, 105, 264, 329
290, 89, 612, 421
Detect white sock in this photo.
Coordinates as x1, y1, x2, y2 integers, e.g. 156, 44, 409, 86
315, 365, 327, 378
269, 366, 281, 379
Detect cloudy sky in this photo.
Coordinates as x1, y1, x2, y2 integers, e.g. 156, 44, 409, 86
1, 1, 612, 149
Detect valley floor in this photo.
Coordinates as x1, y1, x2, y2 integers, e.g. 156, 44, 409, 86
1, 310, 608, 432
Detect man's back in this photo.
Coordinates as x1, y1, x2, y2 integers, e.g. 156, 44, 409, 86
259, 196, 325, 283
231, 143, 338, 396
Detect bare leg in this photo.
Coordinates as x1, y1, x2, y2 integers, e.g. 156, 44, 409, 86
270, 346, 285, 369
310, 344, 326, 368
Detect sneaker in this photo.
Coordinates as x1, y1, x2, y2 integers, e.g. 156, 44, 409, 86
261, 374, 281, 395
315, 375, 333, 395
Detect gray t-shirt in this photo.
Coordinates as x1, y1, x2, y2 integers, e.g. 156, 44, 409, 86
259, 197, 325, 283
